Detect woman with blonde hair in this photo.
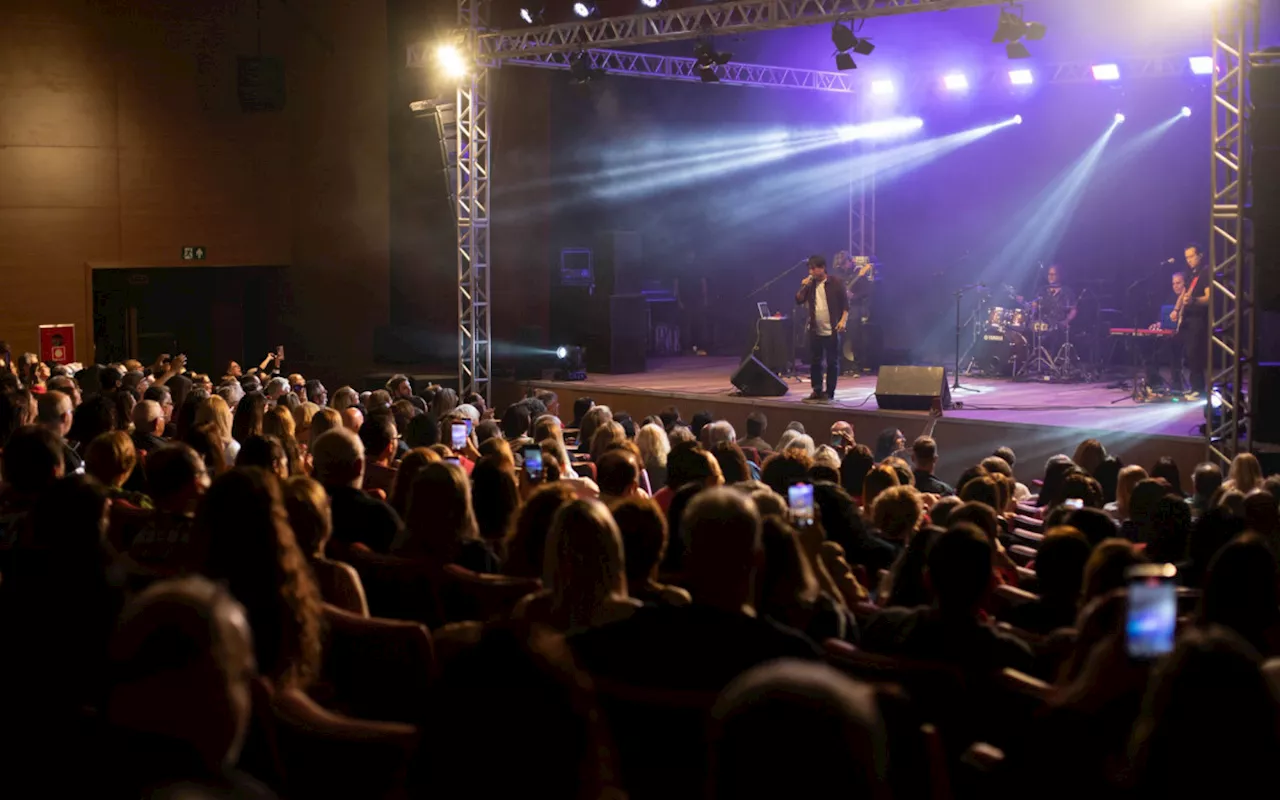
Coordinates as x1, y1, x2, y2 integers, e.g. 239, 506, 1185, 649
387, 447, 440, 518
395, 461, 497, 573
282, 475, 369, 615
292, 401, 320, 450
84, 430, 153, 509
195, 394, 238, 466
533, 414, 578, 479
589, 421, 627, 464
514, 498, 640, 633
1106, 464, 1148, 521
264, 404, 305, 476
636, 423, 671, 491
1226, 452, 1263, 494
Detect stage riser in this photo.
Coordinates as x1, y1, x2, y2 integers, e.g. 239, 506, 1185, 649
496, 380, 1208, 488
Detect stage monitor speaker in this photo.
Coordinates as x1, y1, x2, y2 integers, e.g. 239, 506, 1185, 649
731, 355, 788, 397
875, 365, 953, 411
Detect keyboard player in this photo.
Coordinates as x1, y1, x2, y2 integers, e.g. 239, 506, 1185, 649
1148, 272, 1188, 394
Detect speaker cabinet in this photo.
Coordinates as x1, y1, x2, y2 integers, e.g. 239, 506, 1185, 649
874, 365, 953, 411
756, 317, 794, 375
731, 355, 789, 397
585, 294, 648, 375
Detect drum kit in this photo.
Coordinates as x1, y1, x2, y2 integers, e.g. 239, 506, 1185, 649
964, 285, 1083, 381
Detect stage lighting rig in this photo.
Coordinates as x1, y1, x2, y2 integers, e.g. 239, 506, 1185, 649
991, 5, 1045, 60
519, 6, 544, 24
831, 20, 873, 72
694, 39, 732, 82
568, 50, 604, 83
572, 1, 596, 18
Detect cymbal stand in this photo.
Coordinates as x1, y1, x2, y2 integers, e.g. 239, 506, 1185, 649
1022, 324, 1059, 379
952, 284, 983, 392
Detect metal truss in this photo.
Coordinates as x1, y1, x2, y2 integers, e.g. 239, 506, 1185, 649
480, 0, 1018, 60
456, 0, 492, 403
1207, 0, 1259, 464
501, 48, 1199, 94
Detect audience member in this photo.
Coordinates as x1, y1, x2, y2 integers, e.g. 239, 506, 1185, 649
282, 475, 368, 615
911, 436, 954, 496
395, 461, 497, 573
739, 411, 773, 455
309, 427, 401, 553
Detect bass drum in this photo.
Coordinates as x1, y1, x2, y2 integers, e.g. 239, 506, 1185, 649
975, 327, 1029, 375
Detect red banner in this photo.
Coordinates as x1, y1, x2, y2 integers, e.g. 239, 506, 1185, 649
39, 324, 76, 365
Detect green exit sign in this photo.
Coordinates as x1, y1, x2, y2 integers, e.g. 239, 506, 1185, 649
181, 246, 207, 261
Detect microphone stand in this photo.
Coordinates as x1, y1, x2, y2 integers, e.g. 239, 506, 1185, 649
747, 258, 808, 298
952, 283, 983, 392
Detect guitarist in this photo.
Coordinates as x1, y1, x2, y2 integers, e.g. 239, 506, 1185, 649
842, 255, 877, 370
1176, 243, 1211, 399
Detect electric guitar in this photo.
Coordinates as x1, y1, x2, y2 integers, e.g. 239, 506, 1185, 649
1173, 274, 1200, 333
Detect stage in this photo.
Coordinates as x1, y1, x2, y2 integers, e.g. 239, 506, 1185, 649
496, 356, 1211, 482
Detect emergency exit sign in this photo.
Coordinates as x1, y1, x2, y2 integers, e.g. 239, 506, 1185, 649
181, 246, 207, 261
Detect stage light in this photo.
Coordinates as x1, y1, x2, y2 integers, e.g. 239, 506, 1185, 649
1181, 106, 1192, 118
568, 51, 602, 84
1006, 41, 1030, 59
694, 40, 732, 82
1189, 56, 1214, 75
835, 52, 856, 71
1009, 68, 1034, 85
853, 39, 875, 56
1114, 112, 1126, 123
837, 116, 924, 143
943, 73, 969, 91
556, 346, 568, 359
572, 1, 595, 17
992, 9, 1024, 43
640, 0, 661, 7
1014, 114, 1023, 125
436, 44, 468, 78
520, 7, 533, 23
1092, 63, 1120, 81
871, 79, 895, 95
832, 21, 858, 52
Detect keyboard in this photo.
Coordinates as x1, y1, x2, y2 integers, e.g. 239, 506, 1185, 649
1109, 327, 1175, 338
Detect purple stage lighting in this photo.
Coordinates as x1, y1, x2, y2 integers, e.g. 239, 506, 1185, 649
1189, 56, 1214, 75
943, 73, 969, 91
1181, 106, 1192, 118
1014, 115, 1023, 125
871, 79, 895, 95
1008, 69, 1034, 86
1114, 112, 1126, 124
640, 0, 661, 7
1092, 63, 1120, 81
572, 1, 594, 17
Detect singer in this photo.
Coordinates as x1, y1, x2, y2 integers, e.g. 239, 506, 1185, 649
795, 254, 849, 401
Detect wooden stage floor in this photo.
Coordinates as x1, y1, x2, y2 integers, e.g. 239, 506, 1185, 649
498, 357, 1211, 480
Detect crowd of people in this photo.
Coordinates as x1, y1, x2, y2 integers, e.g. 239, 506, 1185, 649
0, 350, 1278, 798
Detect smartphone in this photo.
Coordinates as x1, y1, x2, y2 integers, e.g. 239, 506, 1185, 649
464, 418, 473, 437
1126, 563, 1178, 659
1063, 498, 1084, 510
788, 483, 815, 527
276, 345, 284, 360
522, 445, 543, 480
445, 456, 460, 466
830, 434, 844, 448
450, 422, 467, 451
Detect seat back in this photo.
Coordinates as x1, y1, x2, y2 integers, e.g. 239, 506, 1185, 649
342, 546, 445, 627
438, 564, 540, 625
319, 603, 435, 723
267, 684, 419, 800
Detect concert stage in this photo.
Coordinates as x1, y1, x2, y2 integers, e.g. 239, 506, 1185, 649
496, 357, 1211, 481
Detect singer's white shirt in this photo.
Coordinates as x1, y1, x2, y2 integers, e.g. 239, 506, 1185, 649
813, 279, 833, 336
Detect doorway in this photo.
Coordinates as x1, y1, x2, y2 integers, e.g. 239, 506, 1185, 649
92, 266, 287, 373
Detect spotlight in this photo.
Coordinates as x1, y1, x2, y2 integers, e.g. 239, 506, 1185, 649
871, 79, 895, 95
853, 39, 875, 56
832, 21, 858, 53
694, 40, 732, 82
1014, 114, 1023, 124
555, 346, 568, 359
1189, 56, 1214, 75
943, 73, 969, 91
436, 44, 468, 78
1114, 112, 1126, 123
572, 1, 595, 17
835, 52, 856, 71
1009, 68, 1034, 85
554, 346, 587, 381
1024, 21, 1046, 41
1181, 106, 1192, 117
1006, 41, 1031, 60
568, 51, 603, 84
992, 9, 1024, 43
1092, 63, 1121, 81
519, 6, 544, 23
640, 0, 661, 7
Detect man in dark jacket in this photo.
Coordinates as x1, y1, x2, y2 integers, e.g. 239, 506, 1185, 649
795, 255, 848, 402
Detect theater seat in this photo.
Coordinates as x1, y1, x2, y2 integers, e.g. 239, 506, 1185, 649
256, 679, 419, 800
1007, 544, 1038, 566
438, 564, 541, 625
318, 603, 435, 724
740, 446, 761, 466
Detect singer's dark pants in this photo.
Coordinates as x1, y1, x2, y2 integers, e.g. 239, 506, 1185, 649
1181, 316, 1208, 395
810, 333, 840, 397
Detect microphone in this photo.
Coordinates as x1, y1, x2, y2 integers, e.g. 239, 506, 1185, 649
1162, 257, 1176, 264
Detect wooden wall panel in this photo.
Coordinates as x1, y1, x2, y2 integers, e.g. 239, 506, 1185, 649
0, 0, 390, 370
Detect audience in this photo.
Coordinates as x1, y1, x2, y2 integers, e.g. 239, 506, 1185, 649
4, 349, 1280, 799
